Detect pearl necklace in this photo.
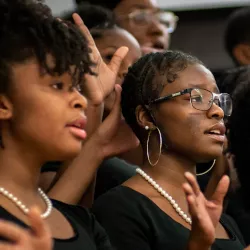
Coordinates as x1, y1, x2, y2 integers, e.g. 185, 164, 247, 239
136, 168, 192, 224
0, 187, 53, 219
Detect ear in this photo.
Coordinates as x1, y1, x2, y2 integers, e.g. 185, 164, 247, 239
0, 95, 13, 120
135, 105, 155, 130
233, 44, 250, 65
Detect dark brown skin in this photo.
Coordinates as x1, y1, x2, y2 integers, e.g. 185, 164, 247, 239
114, 0, 170, 53
95, 27, 142, 111
124, 64, 230, 239
0, 59, 87, 239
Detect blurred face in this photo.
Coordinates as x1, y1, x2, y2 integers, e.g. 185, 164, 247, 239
95, 27, 142, 110
5, 58, 87, 161
151, 64, 225, 162
114, 0, 176, 54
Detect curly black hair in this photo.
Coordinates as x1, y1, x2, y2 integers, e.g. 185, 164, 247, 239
121, 50, 203, 142
228, 67, 250, 210
0, 0, 95, 94
225, 7, 250, 65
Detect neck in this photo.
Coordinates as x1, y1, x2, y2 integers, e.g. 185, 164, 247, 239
142, 151, 196, 188
0, 141, 44, 199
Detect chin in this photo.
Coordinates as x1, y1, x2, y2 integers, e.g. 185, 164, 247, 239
52, 142, 82, 161
199, 150, 223, 163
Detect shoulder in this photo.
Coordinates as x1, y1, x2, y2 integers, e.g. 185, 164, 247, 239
221, 213, 246, 245
52, 199, 95, 226
93, 185, 147, 213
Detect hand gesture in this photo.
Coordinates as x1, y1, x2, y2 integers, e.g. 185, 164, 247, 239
73, 14, 128, 105
183, 172, 229, 250
91, 84, 139, 158
0, 207, 53, 250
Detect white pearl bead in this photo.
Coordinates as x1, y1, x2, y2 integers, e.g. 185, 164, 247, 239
136, 168, 192, 225
0, 187, 52, 219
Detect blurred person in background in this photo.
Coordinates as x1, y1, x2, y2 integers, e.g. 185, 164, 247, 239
225, 7, 250, 66
75, 0, 178, 54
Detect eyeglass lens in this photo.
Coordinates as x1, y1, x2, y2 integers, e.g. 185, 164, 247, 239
190, 89, 232, 116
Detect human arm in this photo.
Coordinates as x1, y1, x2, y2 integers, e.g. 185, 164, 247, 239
183, 173, 230, 250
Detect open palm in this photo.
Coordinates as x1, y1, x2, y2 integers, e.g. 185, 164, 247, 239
73, 14, 128, 105
183, 172, 230, 248
91, 85, 139, 158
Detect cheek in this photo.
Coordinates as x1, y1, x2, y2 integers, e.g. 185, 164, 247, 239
160, 111, 204, 148
11, 94, 65, 139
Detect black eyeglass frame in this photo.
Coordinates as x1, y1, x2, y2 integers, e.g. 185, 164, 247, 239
148, 88, 232, 116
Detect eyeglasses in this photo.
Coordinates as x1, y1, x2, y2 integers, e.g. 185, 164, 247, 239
125, 10, 178, 33
149, 88, 233, 116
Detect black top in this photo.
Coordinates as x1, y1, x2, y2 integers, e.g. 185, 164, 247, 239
93, 186, 245, 250
95, 157, 136, 199
0, 199, 113, 250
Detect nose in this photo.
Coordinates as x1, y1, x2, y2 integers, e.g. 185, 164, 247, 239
70, 89, 88, 111
207, 101, 224, 120
148, 19, 167, 38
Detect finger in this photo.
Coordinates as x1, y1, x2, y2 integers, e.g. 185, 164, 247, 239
105, 84, 122, 119
183, 182, 198, 215
72, 13, 96, 48
184, 172, 200, 196
28, 207, 51, 239
210, 175, 230, 205
182, 182, 195, 197
0, 243, 20, 250
109, 47, 129, 73
0, 220, 28, 243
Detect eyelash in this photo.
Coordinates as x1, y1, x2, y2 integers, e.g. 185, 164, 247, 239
52, 82, 64, 90
104, 54, 113, 62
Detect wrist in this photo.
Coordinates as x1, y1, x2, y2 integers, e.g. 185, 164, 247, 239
82, 136, 106, 163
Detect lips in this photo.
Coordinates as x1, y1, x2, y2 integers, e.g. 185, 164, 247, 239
204, 122, 226, 143
141, 40, 166, 55
66, 117, 87, 140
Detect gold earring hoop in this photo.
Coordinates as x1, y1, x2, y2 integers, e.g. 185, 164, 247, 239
196, 159, 216, 176
146, 127, 162, 166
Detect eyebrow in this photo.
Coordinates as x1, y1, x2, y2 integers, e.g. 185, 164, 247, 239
130, 4, 160, 11
188, 84, 219, 93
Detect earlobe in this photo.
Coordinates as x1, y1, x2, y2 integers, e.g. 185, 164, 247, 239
233, 44, 250, 65
0, 95, 12, 120
135, 105, 154, 129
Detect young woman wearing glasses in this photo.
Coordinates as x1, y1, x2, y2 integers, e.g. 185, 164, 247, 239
75, 0, 178, 54
92, 51, 245, 250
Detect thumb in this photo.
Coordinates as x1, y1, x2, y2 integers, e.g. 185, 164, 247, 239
109, 47, 129, 73
210, 175, 230, 206
28, 206, 51, 239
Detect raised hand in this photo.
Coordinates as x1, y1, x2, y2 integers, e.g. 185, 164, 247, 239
72, 13, 128, 105
0, 207, 53, 250
183, 172, 230, 250
91, 84, 139, 158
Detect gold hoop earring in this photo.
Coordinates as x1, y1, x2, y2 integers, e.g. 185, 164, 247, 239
196, 160, 216, 176
146, 127, 162, 166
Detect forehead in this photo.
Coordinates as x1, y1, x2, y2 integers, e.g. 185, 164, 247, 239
116, 0, 158, 12
98, 28, 140, 47
160, 64, 218, 96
